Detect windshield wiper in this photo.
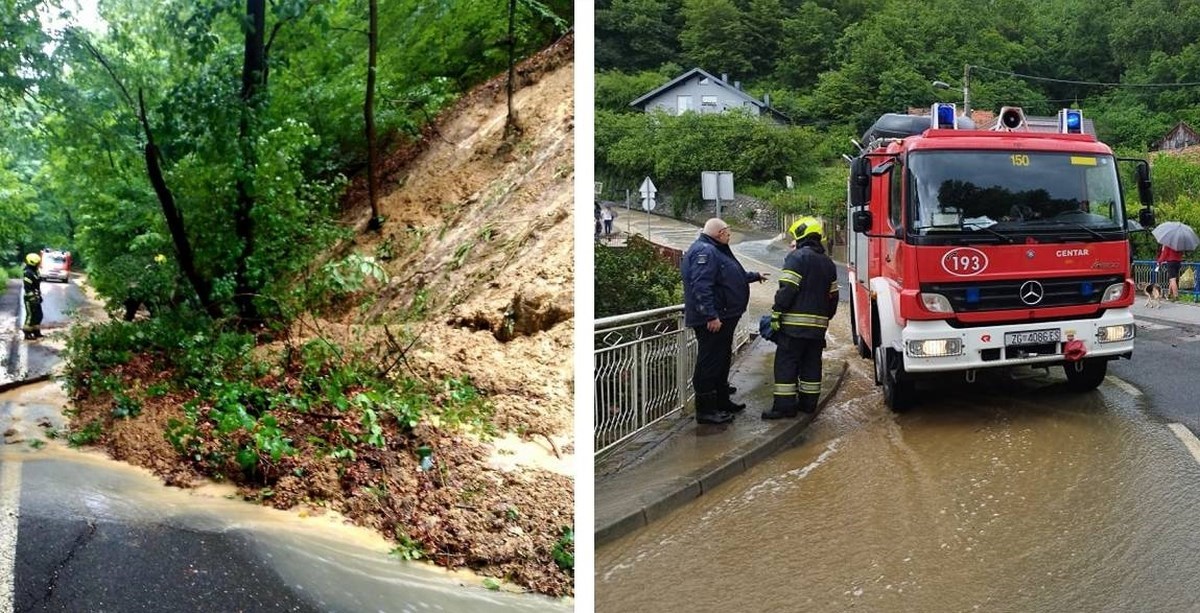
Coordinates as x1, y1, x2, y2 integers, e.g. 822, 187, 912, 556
964, 224, 1014, 243
1037, 221, 1108, 239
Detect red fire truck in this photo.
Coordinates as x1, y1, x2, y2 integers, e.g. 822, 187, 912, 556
846, 104, 1155, 410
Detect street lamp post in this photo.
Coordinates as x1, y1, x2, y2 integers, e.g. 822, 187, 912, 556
932, 64, 971, 115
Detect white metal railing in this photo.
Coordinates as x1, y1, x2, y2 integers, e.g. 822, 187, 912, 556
595, 305, 695, 457
594, 304, 753, 457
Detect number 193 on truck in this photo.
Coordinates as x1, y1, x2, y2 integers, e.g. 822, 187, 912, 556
846, 104, 1155, 411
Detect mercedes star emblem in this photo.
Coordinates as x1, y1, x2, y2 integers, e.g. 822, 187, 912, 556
1019, 280, 1044, 305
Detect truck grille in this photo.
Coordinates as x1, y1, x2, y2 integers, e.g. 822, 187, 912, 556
921, 275, 1123, 311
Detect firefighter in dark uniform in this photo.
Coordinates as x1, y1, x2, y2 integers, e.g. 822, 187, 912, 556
763, 217, 838, 419
22, 252, 44, 340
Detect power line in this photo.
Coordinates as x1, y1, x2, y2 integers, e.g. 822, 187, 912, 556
971, 65, 1200, 88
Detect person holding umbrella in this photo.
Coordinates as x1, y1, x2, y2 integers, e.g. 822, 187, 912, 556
1152, 221, 1200, 301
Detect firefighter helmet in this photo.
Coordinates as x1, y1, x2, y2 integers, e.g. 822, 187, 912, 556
788, 216, 824, 241
25, 253, 40, 266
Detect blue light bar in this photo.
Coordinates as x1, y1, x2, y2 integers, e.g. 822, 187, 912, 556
931, 103, 958, 129
1059, 108, 1083, 134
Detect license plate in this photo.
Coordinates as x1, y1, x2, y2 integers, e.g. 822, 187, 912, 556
1005, 329, 1061, 346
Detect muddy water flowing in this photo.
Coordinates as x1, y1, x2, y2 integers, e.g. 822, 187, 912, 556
597, 364, 1200, 612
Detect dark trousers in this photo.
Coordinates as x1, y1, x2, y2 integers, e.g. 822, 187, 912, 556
693, 317, 739, 397
772, 334, 824, 412
22, 297, 42, 334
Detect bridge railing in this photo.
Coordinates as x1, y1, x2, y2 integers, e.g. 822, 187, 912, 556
594, 305, 754, 457
1133, 260, 1200, 299
594, 305, 694, 458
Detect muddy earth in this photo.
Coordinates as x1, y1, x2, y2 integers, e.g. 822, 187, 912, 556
58, 36, 574, 598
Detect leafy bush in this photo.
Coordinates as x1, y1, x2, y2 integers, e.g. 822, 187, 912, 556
595, 236, 682, 318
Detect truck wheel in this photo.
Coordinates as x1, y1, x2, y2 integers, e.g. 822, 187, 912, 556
1063, 357, 1107, 392
875, 346, 915, 411
850, 299, 870, 359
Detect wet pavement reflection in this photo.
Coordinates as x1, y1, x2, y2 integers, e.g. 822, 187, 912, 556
597, 364, 1200, 612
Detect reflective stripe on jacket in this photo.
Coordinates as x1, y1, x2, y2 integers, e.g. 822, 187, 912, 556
771, 239, 838, 340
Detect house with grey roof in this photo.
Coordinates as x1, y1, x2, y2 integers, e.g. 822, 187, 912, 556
629, 67, 789, 124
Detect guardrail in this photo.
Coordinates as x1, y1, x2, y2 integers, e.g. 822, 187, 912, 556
595, 305, 694, 457
595, 305, 755, 457
1133, 260, 1200, 299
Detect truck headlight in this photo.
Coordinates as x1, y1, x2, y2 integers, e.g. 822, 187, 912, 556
920, 293, 954, 313
907, 338, 963, 357
1101, 283, 1126, 302
1097, 324, 1134, 343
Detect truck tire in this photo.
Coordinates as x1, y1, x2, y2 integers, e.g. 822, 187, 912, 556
850, 298, 870, 358
1063, 357, 1107, 392
875, 346, 915, 411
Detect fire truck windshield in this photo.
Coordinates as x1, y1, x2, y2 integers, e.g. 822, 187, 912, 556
908, 151, 1125, 241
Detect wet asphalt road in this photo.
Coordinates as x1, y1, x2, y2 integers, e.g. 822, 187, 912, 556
0, 278, 567, 613
600, 212, 1200, 612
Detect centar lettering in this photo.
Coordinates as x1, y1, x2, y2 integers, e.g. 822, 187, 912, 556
1056, 249, 1090, 257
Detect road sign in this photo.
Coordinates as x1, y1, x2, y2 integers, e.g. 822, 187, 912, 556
701, 171, 734, 201
639, 177, 657, 211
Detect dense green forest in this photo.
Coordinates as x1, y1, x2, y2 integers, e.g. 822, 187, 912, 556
0, 0, 575, 597
595, 0, 1200, 231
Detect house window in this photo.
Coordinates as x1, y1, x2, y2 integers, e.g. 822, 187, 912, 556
677, 95, 693, 114
701, 96, 718, 112
699, 77, 710, 85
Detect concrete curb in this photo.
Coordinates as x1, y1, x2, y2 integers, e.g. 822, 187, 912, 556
595, 359, 850, 547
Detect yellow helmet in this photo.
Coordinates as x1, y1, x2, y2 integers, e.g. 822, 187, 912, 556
788, 216, 824, 241
25, 253, 40, 266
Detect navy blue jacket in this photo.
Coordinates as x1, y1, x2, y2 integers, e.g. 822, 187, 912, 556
682, 233, 762, 328
772, 239, 838, 340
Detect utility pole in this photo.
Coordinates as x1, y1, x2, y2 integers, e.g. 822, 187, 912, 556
963, 64, 971, 116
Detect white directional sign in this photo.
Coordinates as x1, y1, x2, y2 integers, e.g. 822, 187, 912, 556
639, 176, 657, 211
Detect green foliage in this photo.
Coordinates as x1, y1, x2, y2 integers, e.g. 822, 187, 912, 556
595, 236, 682, 318
552, 526, 574, 571
438, 376, 495, 436
596, 109, 823, 200
389, 531, 426, 561
67, 420, 103, 447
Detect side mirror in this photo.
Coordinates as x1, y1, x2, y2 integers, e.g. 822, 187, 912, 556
852, 209, 872, 233
1136, 162, 1154, 207
849, 157, 871, 208
1139, 207, 1155, 228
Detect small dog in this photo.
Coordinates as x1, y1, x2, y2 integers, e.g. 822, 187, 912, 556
1145, 283, 1163, 308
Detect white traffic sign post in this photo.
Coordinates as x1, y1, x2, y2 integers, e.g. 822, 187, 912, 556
639, 176, 657, 211
639, 176, 657, 241
701, 171, 734, 218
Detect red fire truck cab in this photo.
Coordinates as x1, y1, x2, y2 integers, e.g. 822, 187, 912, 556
847, 104, 1155, 411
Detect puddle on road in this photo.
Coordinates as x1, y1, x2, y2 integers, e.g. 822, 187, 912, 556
597, 367, 1200, 613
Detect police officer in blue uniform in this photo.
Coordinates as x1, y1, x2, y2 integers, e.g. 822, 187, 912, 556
682, 218, 767, 424
763, 217, 838, 419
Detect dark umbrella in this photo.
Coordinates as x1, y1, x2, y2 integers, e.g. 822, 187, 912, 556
1152, 221, 1200, 252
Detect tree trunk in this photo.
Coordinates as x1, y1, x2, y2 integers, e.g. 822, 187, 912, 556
504, 0, 517, 138
365, 0, 381, 231
234, 0, 266, 326
144, 142, 221, 319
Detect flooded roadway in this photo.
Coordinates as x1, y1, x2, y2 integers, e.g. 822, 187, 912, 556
596, 343, 1200, 612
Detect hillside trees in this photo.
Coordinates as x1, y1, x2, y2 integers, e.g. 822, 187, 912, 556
596, 109, 823, 211
19, 0, 567, 324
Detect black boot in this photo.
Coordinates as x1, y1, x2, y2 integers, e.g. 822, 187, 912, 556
762, 400, 800, 420
719, 393, 746, 413
695, 391, 734, 425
